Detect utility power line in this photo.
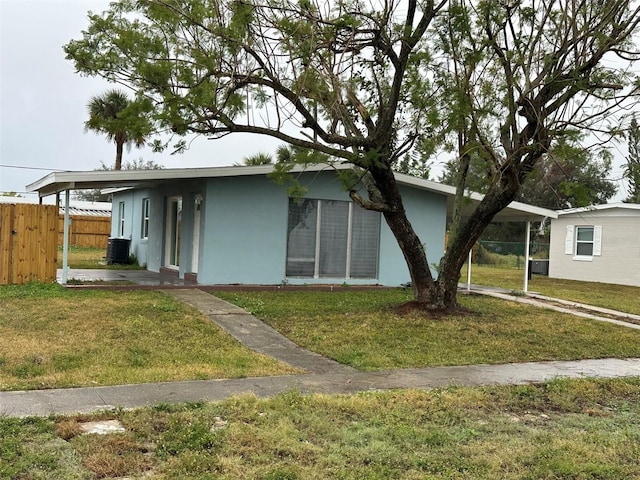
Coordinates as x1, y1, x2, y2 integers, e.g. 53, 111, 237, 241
0, 164, 66, 172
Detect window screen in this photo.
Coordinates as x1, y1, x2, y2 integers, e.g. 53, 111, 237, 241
318, 200, 349, 277
350, 206, 380, 278
286, 198, 380, 279
286, 199, 318, 277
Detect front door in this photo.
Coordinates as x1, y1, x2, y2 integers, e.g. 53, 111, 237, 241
165, 196, 182, 268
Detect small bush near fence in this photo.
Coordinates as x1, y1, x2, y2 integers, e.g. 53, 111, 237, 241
476, 241, 549, 269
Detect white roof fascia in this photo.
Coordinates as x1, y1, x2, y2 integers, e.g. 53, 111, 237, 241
26, 163, 352, 197
393, 171, 557, 220
556, 203, 640, 216
27, 163, 555, 221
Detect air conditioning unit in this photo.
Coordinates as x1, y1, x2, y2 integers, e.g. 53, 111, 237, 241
106, 237, 131, 264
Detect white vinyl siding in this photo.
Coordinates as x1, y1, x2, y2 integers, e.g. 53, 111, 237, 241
286, 198, 380, 279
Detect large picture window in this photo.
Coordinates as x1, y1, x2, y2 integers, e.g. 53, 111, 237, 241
286, 198, 380, 278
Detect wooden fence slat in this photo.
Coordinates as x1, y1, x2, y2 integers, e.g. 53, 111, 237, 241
45, 206, 58, 282
0, 205, 15, 284
0, 204, 58, 285
57, 214, 111, 248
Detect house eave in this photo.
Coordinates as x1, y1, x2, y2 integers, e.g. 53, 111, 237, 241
556, 202, 640, 216
27, 163, 556, 222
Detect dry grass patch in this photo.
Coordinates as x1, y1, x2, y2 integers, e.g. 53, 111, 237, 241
0, 284, 298, 391
4, 378, 640, 479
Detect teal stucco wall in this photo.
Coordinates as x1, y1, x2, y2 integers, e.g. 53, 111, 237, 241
112, 170, 447, 286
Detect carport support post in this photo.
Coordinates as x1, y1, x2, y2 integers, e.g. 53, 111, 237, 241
61, 190, 71, 285
523, 221, 531, 293
467, 249, 472, 292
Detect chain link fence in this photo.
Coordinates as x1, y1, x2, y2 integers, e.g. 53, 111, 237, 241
475, 241, 549, 269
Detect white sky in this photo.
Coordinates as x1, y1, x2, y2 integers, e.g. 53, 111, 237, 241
0, 0, 631, 200
0, 0, 282, 198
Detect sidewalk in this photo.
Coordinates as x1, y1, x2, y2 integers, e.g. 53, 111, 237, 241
3, 289, 640, 418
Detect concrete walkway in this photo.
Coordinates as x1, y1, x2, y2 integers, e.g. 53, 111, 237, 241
2, 288, 640, 418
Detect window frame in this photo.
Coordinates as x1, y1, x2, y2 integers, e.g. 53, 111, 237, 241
118, 201, 125, 237
574, 225, 594, 260
141, 198, 150, 240
285, 198, 380, 279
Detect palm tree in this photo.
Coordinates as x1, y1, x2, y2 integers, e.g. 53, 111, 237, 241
275, 144, 330, 164
85, 89, 149, 170
235, 152, 273, 166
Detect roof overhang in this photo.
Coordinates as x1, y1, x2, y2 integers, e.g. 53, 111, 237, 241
556, 202, 640, 216
27, 164, 556, 223
394, 172, 556, 222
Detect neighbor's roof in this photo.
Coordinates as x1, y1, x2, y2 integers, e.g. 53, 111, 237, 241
556, 202, 640, 216
0, 195, 112, 216
26, 163, 556, 222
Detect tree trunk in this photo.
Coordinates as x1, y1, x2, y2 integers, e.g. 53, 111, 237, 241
115, 140, 124, 170
432, 180, 522, 310
369, 166, 436, 303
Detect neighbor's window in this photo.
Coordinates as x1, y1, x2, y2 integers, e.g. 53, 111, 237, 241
575, 226, 594, 256
118, 201, 125, 237
141, 198, 150, 239
286, 198, 380, 278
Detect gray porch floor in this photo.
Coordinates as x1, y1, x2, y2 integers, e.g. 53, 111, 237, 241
56, 268, 196, 286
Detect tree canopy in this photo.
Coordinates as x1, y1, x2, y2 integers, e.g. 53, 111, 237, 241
441, 136, 618, 210
65, 0, 640, 309
74, 158, 164, 202
624, 116, 640, 203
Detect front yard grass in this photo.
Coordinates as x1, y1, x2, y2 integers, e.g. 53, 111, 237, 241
56, 245, 141, 270
461, 264, 640, 315
4, 282, 640, 391
3, 377, 640, 479
0, 284, 298, 391
216, 289, 640, 371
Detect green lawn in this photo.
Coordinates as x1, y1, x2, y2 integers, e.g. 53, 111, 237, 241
56, 246, 141, 270
461, 264, 640, 315
215, 289, 640, 371
4, 281, 640, 478
3, 283, 640, 391
3, 378, 640, 479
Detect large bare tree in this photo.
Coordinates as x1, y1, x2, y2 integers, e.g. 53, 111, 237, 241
65, 0, 640, 310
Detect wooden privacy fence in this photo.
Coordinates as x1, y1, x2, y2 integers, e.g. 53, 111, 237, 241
58, 214, 110, 248
0, 204, 58, 285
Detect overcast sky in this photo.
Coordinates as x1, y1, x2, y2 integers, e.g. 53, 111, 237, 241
0, 0, 631, 201
0, 0, 282, 198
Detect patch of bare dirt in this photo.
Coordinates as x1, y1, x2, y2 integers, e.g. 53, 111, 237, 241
392, 301, 475, 318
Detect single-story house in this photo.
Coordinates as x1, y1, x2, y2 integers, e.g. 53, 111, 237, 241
549, 203, 640, 287
27, 163, 555, 286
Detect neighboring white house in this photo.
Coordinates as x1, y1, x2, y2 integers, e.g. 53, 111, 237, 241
549, 203, 640, 287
